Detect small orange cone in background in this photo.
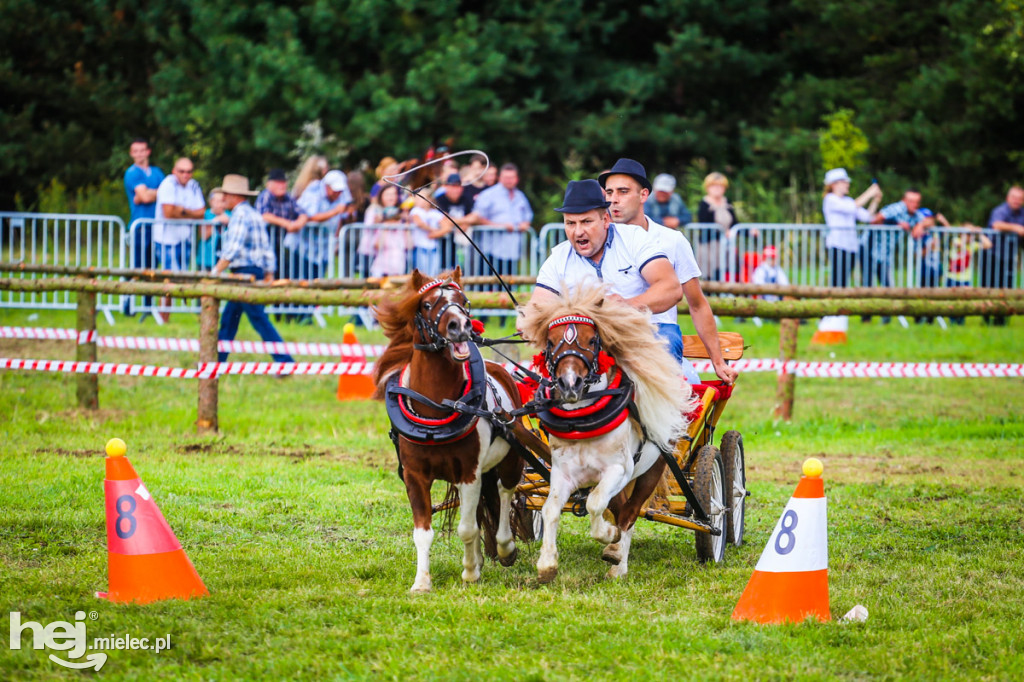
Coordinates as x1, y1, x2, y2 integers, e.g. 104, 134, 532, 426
96, 438, 208, 604
336, 322, 377, 401
811, 315, 848, 345
732, 457, 830, 624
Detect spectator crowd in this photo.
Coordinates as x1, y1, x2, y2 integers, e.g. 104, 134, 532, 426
124, 137, 1024, 333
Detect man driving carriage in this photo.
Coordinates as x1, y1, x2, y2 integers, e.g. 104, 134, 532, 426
530, 177, 737, 385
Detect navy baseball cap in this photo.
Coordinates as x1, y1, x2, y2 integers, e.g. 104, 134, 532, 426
445, 173, 462, 185
267, 168, 287, 182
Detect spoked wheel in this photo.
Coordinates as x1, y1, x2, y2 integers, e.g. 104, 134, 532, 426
693, 445, 727, 564
720, 430, 746, 546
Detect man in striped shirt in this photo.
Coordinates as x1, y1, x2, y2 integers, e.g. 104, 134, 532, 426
211, 175, 295, 363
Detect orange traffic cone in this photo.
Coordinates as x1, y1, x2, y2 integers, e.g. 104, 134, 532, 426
811, 315, 848, 345
732, 457, 830, 623
95, 438, 208, 604
336, 322, 377, 401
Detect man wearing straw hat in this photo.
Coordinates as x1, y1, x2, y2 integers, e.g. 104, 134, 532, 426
211, 175, 295, 364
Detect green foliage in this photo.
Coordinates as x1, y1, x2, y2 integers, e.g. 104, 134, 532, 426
818, 109, 870, 179
2, 0, 1023, 225
34, 178, 128, 222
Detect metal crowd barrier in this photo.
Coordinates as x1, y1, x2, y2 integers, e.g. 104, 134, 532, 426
339, 223, 537, 316
125, 218, 337, 324
725, 224, 1019, 290
3, 211, 1021, 326
1, 212, 126, 322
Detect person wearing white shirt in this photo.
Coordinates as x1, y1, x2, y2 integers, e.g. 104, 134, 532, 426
470, 163, 533, 285
821, 167, 881, 288
598, 158, 736, 385
153, 157, 206, 321
295, 170, 352, 280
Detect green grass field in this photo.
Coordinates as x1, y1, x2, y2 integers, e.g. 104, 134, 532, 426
2, 308, 1023, 680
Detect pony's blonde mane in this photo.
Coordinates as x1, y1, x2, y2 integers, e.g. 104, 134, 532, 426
520, 283, 695, 450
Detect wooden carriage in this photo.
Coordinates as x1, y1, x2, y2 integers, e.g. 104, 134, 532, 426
515, 332, 748, 563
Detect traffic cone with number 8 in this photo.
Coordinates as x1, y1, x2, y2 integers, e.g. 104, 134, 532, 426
732, 457, 829, 623
95, 438, 208, 604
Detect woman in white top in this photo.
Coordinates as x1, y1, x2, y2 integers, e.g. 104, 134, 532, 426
822, 168, 882, 287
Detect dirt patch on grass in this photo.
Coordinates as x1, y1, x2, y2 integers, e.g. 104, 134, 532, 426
179, 442, 339, 460
749, 451, 1021, 487
34, 447, 101, 458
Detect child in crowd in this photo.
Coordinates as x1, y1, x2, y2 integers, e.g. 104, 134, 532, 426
198, 189, 230, 271
945, 225, 992, 325
751, 245, 789, 302
409, 192, 450, 276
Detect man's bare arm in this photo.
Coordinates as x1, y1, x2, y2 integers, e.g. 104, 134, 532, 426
629, 258, 682, 313
682, 278, 737, 384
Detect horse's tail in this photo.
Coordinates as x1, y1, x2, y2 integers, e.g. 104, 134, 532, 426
436, 483, 459, 537
478, 470, 502, 560
479, 470, 535, 559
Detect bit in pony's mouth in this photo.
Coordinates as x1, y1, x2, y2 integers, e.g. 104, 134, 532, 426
450, 341, 472, 362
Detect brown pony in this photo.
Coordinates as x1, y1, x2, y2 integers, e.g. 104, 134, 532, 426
373, 267, 527, 592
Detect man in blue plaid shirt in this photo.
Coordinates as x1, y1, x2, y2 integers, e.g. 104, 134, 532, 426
211, 174, 295, 363
869, 188, 924, 274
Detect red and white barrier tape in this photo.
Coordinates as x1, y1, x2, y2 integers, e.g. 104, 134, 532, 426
1, 358, 201, 379
1, 326, 386, 357
691, 359, 1024, 377
4, 356, 1023, 379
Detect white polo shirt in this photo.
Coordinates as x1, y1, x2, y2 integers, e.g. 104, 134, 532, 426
536, 222, 669, 303
643, 218, 701, 324
154, 176, 205, 246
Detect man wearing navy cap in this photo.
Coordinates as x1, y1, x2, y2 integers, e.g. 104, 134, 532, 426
533, 178, 735, 384
598, 159, 735, 384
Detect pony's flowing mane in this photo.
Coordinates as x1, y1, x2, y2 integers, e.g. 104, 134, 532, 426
519, 283, 696, 450
371, 269, 461, 399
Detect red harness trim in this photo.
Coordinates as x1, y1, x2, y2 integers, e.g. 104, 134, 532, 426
543, 408, 631, 440
542, 368, 633, 440
396, 363, 474, 427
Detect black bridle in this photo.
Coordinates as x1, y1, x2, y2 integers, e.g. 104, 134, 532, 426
412, 279, 473, 353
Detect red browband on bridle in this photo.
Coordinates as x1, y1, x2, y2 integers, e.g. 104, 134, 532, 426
418, 278, 462, 295
548, 315, 595, 329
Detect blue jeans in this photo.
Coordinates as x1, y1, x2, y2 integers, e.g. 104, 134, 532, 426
126, 224, 155, 310
218, 266, 295, 363
413, 247, 441, 277
655, 322, 701, 384
155, 241, 192, 272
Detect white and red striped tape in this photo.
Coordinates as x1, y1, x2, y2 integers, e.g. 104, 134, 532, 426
689, 359, 1024, 378
0, 358, 374, 379
4, 356, 1023, 379
1, 326, 385, 357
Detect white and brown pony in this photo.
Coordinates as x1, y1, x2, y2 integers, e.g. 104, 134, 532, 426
373, 267, 529, 592
519, 284, 695, 582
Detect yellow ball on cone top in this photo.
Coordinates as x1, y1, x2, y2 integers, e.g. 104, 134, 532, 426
343, 322, 356, 335
105, 438, 127, 458
802, 457, 823, 478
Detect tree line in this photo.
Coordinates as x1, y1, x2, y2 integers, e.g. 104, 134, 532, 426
2, 0, 1022, 224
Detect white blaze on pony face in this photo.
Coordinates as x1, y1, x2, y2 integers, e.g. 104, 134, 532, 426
438, 286, 473, 362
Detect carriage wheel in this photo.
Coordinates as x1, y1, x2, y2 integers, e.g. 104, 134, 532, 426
693, 445, 727, 564
720, 430, 746, 546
